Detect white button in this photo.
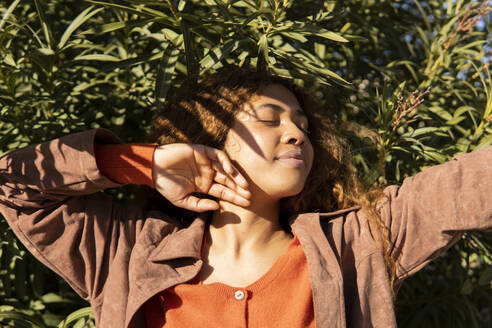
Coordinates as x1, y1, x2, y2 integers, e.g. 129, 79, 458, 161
234, 290, 245, 300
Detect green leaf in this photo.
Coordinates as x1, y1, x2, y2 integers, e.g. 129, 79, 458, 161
240, 10, 267, 27
0, 311, 47, 328
280, 31, 308, 43
445, 116, 466, 126
475, 134, 492, 151
428, 106, 453, 120
200, 39, 248, 73
257, 34, 269, 72
301, 29, 348, 42
272, 48, 349, 85
81, 17, 174, 35
324, 2, 336, 14
0, 0, 21, 31
274, 23, 348, 42
439, 15, 460, 38
33, 0, 54, 49
156, 45, 180, 103
181, 21, 197, 84
453, 106, 477, 119
86, 1, 159, 18
74, 54, 120, 62
57, 307, 93, 328
101, 51, 164, 71
452, 40, 488, 54
314, 42, 326, 58
58, 6, 104, 50
36, 48, 55, 56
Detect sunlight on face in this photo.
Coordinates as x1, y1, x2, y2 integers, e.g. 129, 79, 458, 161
224, 84, 314, 202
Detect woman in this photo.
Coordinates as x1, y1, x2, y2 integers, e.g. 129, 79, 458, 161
0, 67, 491, 328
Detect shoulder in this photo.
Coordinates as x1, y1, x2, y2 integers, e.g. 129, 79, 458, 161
318, 206, 362, 220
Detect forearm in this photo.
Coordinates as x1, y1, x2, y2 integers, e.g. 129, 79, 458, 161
379, 145, 492, 279
94, 142, 157, 188
0, 128, 148, 299
0, 129, 123, 209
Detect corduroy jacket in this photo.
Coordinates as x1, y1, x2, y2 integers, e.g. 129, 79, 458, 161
0, 128, 491, 328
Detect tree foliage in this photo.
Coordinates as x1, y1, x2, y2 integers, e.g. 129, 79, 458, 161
0, 0, 491, 326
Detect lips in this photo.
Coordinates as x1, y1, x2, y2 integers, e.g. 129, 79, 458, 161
276, 150, 305, 168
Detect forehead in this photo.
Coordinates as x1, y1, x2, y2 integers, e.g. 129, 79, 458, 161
248, 84, 302, 112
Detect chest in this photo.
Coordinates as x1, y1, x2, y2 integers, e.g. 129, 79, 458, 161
200, 246, 292, 287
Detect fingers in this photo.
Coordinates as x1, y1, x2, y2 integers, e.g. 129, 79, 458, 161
177, 195, 220, 212
204, 147, 248, 188
176, 184, 250, 212
208, 183, 251, 207
212, 168, 251, 199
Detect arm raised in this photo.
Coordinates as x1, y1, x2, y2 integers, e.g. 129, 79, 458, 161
377, 146, 492, 280
0, 129, 143, 300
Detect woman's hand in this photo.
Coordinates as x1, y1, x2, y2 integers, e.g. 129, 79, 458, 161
152, 144, 251, 212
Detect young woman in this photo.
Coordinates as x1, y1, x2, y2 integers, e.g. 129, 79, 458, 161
0, 68, 491, 328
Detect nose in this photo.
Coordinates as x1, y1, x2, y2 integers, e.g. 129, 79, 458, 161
280, 121, 306, 146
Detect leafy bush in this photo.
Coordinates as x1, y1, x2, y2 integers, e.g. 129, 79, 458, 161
0, 0, 491, 327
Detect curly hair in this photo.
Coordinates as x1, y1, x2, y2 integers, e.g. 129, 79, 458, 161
150, 67, 397, 294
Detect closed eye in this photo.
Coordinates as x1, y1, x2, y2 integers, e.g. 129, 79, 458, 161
258, 120, 310, 134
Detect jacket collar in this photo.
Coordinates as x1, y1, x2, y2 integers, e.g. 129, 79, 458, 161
149, 212, 209, 262
149, 207, 359, 263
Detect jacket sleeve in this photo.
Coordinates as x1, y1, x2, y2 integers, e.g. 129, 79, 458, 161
0, 128, 146, 300
377, 145, 492, 280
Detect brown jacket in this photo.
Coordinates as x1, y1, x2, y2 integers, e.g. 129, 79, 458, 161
0, 128, 491, 328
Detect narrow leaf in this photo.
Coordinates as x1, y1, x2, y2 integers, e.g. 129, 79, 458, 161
33, 0, 54, 49
74, 54, 120, 61
181, 21, 197, 84
156, 45, 180, 103
58, 6, 104, 49
57, 307, 93, 328
86, 1, 158, 18
200, 39, 247, 73
0, 0, 21, 31
257, 34, 269, 72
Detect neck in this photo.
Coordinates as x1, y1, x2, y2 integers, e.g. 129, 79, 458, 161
207, 198, 291, 259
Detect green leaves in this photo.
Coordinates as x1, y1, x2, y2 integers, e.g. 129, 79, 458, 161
0, 0, 21, 31
0, 1, 491, 327
56, 307, 93, 328
200, 39, 248, 73
58, 6, 104, 50
33, 0, 54, 49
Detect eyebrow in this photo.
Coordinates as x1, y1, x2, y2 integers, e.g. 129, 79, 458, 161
256, 103, 307, 118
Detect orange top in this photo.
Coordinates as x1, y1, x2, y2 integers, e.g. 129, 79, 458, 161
94, 143, 315, 328
144, 234, 315, 328
94, 142, 156, 187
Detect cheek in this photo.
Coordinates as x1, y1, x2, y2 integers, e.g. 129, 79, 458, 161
223, 133, 242, 158
307, 143, 314, 172
224, 126, 276, 162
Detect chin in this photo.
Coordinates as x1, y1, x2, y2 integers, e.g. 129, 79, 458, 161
267, 182, 306, 199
